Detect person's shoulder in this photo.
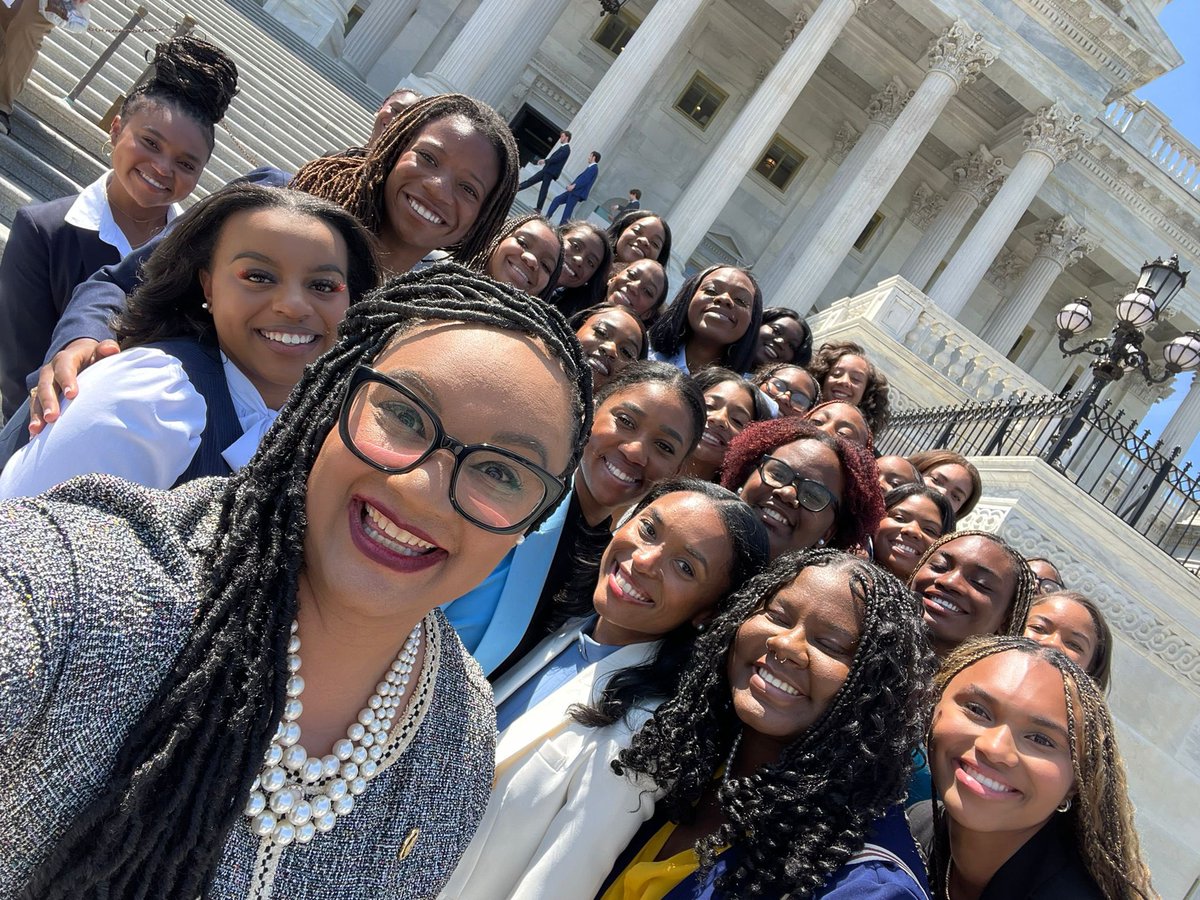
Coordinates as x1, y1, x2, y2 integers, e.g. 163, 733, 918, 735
18, 194, 80, 224
821, 862, 930, 899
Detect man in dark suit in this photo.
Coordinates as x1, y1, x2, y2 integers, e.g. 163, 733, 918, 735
545, 151, 601, 225
518, 130, 571, 213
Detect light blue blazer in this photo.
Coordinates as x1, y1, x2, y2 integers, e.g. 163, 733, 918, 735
445, 493, 573, 677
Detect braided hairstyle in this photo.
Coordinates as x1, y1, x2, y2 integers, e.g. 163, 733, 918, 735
808, 341, 891, 436
468, 212, 564, 300
719, 418, 885, 552
648, 265, 764, 374
289, 94, 519, 263
615, 549, 936, 897
927, 637, 1153, 900
112, 184, 380, 347
121, 35, 238, 155
25, 262, 592, 900
908, 529, 1037, 639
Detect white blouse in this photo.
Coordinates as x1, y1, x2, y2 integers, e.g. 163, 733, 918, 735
0, 346, 277, 498
64, 172, 183, 258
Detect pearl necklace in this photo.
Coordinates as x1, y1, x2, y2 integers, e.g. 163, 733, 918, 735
243, 620, 423, 847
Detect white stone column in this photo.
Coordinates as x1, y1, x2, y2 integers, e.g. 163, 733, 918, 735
423, 0, 571, 107
263, 0, 355, 51
343, 0, 421, 77
899, 146, 1005, 291
775, 20, 997, 314
758, 80, 910, 297
567, 0, 712, 159
1158, 373, 1200, 454
981, 217, 1093, 352
927, 104, 1090, 318
669, 0, 874, 263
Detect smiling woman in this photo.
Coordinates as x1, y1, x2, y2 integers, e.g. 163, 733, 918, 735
0, 262, 591, 899
648, 265, 764, 375
472, 213, 563, 300
0, 185, 379, 498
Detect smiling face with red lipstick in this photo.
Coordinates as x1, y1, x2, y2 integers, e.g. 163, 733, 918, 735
302, 320, 575, 619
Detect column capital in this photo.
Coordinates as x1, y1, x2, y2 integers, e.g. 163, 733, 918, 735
949, 145, 1006, 203
1033, 216, 1095, 267
866, 78, 913, 127
829, 121, 861, 163
907, 183, 946, 230
1023, 103, 1092, 165
851, 0, 876, 9
926, 19, 998, 88
781, 12, 809, 50
985, 247, 1025, 290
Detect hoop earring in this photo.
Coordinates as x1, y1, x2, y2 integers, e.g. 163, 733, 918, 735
1056, 798, 1072, 813
102, 138, 113, 160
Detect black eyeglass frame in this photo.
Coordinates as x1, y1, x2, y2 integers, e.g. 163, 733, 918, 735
1036, 577, 1065, 595
757, 454, 840, 515
338, 365, 568, 535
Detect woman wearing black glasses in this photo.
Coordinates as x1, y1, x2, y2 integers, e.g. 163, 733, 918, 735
753, 362, 821, 418
0, 264, 591, 900
718, 418, 884, 561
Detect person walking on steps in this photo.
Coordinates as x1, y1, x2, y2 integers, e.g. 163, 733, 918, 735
0, 0, 89, 136
519, 130, 571, 212
546, 151, 600, 225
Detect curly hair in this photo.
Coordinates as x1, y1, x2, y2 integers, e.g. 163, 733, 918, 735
573, 478, 769, 729
111, 185, 380, 347
907, 449, 983, 518
289, 93, 519, 264
719, 418, 885, 552
927, 637, 1153, 900
555, 221, 614, 318
608, 210, 672, 265
908, 529, 1037, 640
808, 341, 891, 436
615, 549, 936, 897
1027, 591, 1113, 692
25, 262, 592, 898
467, 212, 563, 300
120, 36, 238, 155
648, 265, 764, 374
759, 307, 814, 366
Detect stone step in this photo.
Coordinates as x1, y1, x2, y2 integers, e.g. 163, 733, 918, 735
5, 107, 107, 186
0, 172, 36, 233
0, 131, 86, 204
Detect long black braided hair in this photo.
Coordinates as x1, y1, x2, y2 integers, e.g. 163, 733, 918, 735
614, 549, 935, 898
24, 262, 592, 899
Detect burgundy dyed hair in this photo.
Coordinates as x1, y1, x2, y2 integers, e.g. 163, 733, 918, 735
719, 418, 885, 551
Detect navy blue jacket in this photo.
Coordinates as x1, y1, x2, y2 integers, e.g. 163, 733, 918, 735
0, 197, 120, 419
569, 162, 600, 201
542, 142, 571, 179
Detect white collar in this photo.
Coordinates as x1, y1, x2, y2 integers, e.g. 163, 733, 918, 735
220, 354, 280, 471
64, 171, 183, 258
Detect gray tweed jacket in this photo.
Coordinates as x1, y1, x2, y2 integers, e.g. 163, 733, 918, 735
0, 475, 496, 899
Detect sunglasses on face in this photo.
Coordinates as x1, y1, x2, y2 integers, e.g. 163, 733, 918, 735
757, 455, 839, 514
338, 366, 567, 534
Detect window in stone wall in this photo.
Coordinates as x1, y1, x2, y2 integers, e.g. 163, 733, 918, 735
1007, 325, 1035, 362
345, 4, 365, 35
853, 211, 885, 252
592, 9, 640, 56
674, 72, 728, 130
1059, 366, 1085, 396
754, 135, 806, 191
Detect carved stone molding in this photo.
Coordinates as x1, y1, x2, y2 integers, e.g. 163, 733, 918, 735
949, 145, 1006, 203
1032, 216, 1094, 268
907, 183, 945, 230
829, 121, 860, 164
1023, 103, 1092, 166
925, 19, 998, 88
865, 78, 912, 128
781, 12, 808, 50
985, 247, 1025, 289
984, 508, 1200, 689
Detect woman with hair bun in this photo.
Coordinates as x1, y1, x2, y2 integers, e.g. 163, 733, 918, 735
912, 636, 1153, 900
598, 550, 936, 899
0, 35, 239, 419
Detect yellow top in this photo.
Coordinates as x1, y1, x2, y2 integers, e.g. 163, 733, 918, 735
600, 820, 701, 900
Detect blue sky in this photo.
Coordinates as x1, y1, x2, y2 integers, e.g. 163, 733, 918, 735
1120, 0, 1200, 466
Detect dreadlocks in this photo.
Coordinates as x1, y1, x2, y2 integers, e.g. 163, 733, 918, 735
928, 637, 1154, 900
289, 93, 519, 264
25, 262, 591, 899
615, 549, 935, 898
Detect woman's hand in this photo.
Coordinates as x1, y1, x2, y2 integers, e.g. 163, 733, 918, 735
29, 338, 120, 434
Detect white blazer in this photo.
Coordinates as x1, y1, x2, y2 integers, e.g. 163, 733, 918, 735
440, 621, 663, 900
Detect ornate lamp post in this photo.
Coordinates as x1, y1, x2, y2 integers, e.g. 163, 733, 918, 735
1046, 253, 1199, 464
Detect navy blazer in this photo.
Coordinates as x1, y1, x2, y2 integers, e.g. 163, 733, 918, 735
571, 163, 600, 201
543, 142, 571, 178
0, 197, 120, 419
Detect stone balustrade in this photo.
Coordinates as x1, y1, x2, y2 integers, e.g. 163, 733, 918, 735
1105, 97, 1200, 196
806, 276, 1051, 408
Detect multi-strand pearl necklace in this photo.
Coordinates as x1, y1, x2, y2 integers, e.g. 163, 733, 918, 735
243, 620, 423, 847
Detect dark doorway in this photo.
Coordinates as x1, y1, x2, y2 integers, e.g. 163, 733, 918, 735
510, 104, 562, 168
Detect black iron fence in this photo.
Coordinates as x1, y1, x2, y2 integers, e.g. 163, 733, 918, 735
877, 392, 1200, 575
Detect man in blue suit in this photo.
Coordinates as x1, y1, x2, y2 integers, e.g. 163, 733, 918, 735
518, 130, 571, 212
545, 151, 601, 225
